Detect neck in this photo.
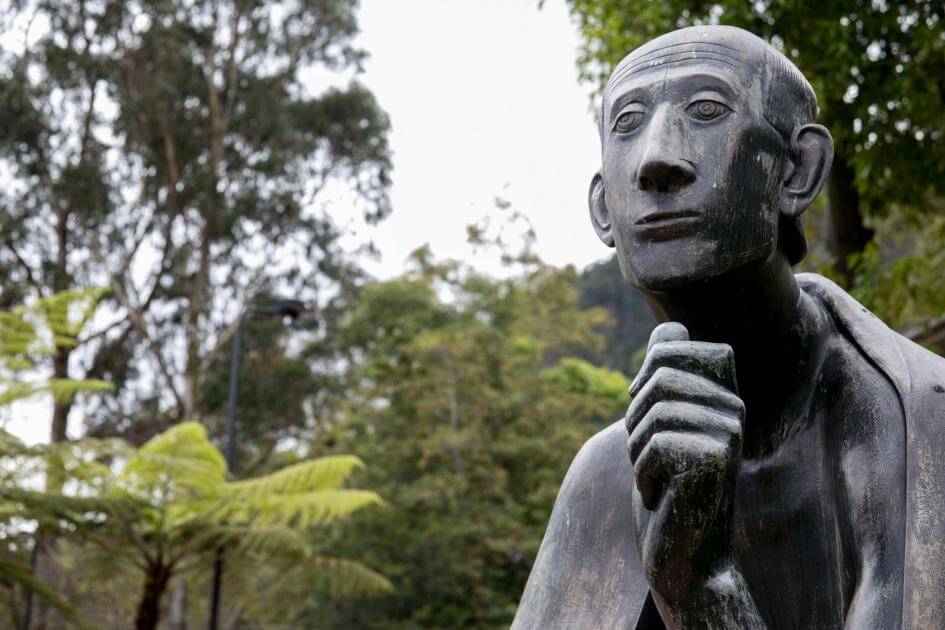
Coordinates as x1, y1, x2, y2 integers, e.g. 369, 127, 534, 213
639, 253, 827, 451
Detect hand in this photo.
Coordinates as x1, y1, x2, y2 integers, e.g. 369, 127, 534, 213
625, 322, 744, 602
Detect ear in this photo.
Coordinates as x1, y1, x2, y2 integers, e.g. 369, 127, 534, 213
781, 123, 833, 217
588, 171, 615, 247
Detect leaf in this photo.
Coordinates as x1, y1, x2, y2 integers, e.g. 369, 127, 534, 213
301, 556, 394, 598
218, 489, 383, 529
227, 455, 365, 497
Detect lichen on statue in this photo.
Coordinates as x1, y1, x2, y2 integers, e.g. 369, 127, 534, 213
514, 25, 945, 630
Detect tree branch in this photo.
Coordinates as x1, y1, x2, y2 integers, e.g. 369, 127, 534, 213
1, 236, 45, 297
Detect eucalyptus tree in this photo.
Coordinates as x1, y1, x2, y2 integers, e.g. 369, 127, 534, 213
0, 0, 391, 443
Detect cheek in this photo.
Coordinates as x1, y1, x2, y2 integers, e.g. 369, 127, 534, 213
601, 143, 640, 211
716, 124, 784, 239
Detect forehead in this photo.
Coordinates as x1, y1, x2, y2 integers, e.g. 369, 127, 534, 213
608, 36, 753, 88
603, 58, 763, 122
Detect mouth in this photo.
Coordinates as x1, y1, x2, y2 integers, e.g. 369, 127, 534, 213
633, 210, 702, 241
635, 209, 701, 226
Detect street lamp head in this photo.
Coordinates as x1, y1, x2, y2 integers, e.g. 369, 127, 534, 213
250, 299, 309, 320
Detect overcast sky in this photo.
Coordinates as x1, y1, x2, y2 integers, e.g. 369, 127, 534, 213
7, 0, 611, 444
352, 0, 607, 277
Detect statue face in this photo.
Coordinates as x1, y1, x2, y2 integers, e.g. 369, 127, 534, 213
599, 58, 787, 290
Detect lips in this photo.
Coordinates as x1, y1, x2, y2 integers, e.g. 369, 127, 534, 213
633, 210, 702, 241
634, 209, 701, 226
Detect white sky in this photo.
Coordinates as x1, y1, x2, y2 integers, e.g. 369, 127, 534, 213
6, 0, 610, 444
352, 0, 607, 277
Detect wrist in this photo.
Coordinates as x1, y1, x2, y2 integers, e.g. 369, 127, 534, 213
655, 562, 764, 628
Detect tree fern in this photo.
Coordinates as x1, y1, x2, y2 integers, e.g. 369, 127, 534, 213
228, 454, 365, 496
15, 420, 388, 628
221, 489, 383, 529
303, 556, 394, 598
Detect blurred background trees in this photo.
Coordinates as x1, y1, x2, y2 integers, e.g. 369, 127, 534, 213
301, 249, 629, 628
0, 0, 942, 627
0, 0, 391, 447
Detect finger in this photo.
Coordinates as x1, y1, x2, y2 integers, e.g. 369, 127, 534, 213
627, 401, 740, 466
625, 367, 744, 435
629, 323, 691, 397
634, 431, 727, 509
629, 340, 737, 397
646, 322, 689, 353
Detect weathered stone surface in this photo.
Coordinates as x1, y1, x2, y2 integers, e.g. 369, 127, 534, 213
514, 25, 945, 629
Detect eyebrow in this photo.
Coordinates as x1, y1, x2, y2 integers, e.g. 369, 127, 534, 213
607, 41, 745, 90
606, 71, 740, 126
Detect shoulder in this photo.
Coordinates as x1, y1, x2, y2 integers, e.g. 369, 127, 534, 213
513, 420, 649, 630
797, 271, 945, 418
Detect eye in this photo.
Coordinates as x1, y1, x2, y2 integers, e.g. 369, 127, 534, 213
686, 99, 731, 121
613, 110, 644, 134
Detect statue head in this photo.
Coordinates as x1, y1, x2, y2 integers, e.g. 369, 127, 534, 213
588, 25, 833, 290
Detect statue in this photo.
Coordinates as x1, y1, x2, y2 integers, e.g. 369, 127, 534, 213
513, 25, 945, 629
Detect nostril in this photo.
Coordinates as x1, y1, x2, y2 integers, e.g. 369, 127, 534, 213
638, 159, 696, 193
671, 163, 697, 187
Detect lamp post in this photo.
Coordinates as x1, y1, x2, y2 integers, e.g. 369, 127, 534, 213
208, 299, 307, 630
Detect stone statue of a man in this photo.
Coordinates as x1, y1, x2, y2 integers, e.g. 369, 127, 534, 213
513, 25, 945, 629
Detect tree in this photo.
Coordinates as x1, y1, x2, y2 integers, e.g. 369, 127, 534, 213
0, 0, 391, 445
1, 421, 389, 629
301, 250, 630, 628
0, 288, 111, 629
576, 254, 655, 376
556, 0, 945, 280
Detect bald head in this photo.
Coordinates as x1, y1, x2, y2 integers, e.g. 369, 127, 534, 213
602, 26, 817, 146
597, 25, 820, 266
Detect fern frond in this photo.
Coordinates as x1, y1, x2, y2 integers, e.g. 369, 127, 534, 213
219, 489, 383, 528
44, 378, 113, 403
232, 526, 312, 560
227, 455, 364, 497
302, 556, 394, 598
122, 422, 226, 496
172, 524, 311, 561
0, 555, 93, 629
1, 487, 149, 528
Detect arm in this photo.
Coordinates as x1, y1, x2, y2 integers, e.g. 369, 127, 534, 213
512, 421, 651, 630
627, 323, 764, 628
832, 343, 905, 629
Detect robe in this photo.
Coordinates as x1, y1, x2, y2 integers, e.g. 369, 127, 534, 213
511, 273, 945, 629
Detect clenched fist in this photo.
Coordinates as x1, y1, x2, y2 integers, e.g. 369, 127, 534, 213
626, 322, 748, 611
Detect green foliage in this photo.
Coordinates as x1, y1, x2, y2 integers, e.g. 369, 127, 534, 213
303, 253, 628, 628
0, 421, 388, 628
576, 254, 656, 375
541, 357, 630, 412
0, 0, 391, 441
0, 288, 111, 405
0, 288, 118, 629
848, 211, 945, 330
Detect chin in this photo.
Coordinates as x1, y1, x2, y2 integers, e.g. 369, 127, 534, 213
620, 242, 775, 293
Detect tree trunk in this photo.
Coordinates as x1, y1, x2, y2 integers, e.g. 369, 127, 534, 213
135, 564, 172, 630
50, 346, 73, 445
31, 336, 73, 630
167, 574, 187, 630
824, 152, 873, 284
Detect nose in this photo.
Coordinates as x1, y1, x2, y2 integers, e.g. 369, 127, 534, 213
636, 108, 697, 193
637, 156, 696, 193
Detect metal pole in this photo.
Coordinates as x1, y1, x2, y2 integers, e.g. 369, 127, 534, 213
209, 313, 244, 630
22, 539, 38, 630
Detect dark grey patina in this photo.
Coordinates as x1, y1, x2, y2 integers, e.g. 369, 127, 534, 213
513, 25, 945, 629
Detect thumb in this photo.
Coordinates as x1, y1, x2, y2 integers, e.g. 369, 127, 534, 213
646, 321, 689, 351
628, 322, 690, 397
